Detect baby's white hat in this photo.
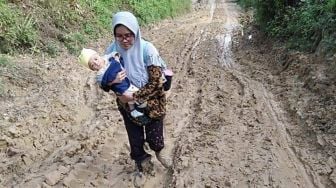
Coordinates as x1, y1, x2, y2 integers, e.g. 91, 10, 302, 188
78, 48, 97, 68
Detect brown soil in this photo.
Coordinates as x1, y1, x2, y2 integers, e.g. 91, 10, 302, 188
1, 0, 335, 187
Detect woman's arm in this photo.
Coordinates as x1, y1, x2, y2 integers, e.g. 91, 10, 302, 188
132, 41, 165, 102
133, 65, 163, 102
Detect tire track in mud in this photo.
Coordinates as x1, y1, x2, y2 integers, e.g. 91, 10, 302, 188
232, 33, 330, 187
228, 70, 317, 187
156, 12, 212, 188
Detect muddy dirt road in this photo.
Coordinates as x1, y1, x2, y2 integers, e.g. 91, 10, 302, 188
1, 0, 335, 187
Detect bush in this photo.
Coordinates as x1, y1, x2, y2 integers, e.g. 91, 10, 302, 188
238, 0, 336, 54
268, 1, 336, 54
0, 54, 11, 67
0, 54, 13, 96
129, 0, 191, 24
63, 32, 88, 55
237, 0, 254, 9
84, 0, 124, 34
0, 2, 38, 54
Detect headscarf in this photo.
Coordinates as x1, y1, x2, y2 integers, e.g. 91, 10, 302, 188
111, 11, 148, 88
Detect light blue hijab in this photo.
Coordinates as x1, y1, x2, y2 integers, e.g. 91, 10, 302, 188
109, 11, 149, 88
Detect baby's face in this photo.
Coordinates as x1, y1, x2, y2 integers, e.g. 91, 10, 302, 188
88, 53, 104, 71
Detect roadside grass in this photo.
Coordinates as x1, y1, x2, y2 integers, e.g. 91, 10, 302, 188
0, 55, 13, 96
0, 0, 191, 56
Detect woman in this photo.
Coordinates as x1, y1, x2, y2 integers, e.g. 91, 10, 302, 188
105, 11, 172, 176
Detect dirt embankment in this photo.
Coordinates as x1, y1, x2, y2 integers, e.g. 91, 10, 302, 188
234, 22, 336, 188
0, 0, 335, 187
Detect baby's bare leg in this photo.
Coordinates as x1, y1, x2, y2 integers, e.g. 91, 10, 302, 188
128, 103, 135, 111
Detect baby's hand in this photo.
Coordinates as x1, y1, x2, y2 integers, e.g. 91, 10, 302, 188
111, 51, 120, 62
115, 70, 126, 83
107, 70, 126, 86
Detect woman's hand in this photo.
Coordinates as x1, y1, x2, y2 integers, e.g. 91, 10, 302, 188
108, 70, 127, 86
118, 93, 134, 103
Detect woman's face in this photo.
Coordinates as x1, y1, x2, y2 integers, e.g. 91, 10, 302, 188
114, 25, 135, 50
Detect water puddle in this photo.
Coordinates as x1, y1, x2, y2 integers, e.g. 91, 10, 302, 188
216, 32, 234, 67
209, 0, 216, 20
209, 1, 242, 68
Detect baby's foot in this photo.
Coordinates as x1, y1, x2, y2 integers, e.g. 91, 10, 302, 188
136, 102, 147, 108
131, 110, 144, 118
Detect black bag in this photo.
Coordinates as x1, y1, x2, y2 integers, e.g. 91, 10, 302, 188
163, 69, 173, 91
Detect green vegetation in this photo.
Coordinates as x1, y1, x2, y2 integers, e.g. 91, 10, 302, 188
0, 2, 38, 54
0, 0, 191, 55
238, 0, 336, 55
129, 0, 191, 24
0, 54, 11, 67
0, 54, 12, 95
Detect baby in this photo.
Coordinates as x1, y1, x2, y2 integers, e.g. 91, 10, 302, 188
78, 48, 146, 118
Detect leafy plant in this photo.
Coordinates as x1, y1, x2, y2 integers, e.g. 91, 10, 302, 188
238, 0, 336, 54
237, 0, 255, 10
326, 0, 336, 11
45, 42, 60, 58
0, 2, 38, 53
16, 15, 38, 49
0, 55, 11, 67
0, 55, 12, 96
64, 32, 88, 54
